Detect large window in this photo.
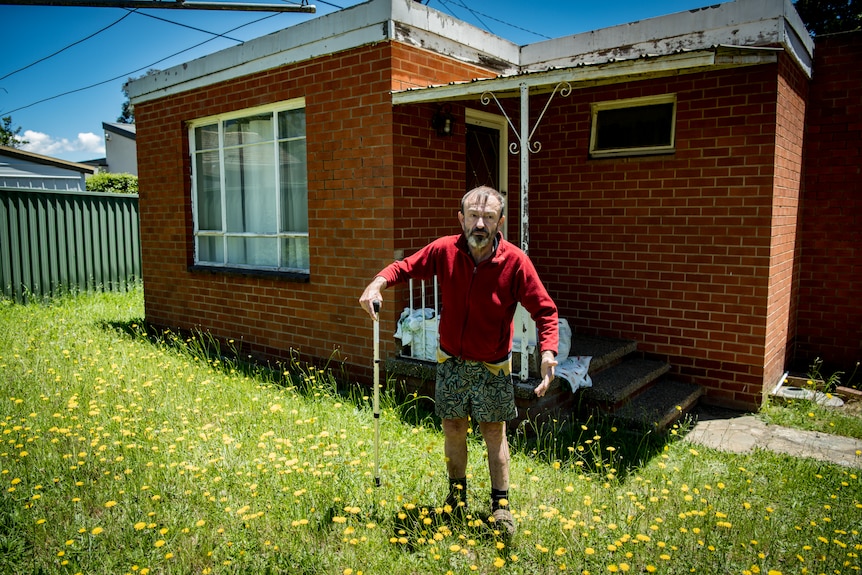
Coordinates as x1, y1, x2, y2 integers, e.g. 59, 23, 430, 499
190, 99, 309, 274
589, 94, 676, 158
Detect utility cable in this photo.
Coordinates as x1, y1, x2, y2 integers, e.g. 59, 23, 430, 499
0, 11, 135, 82
129, 10, 245, 43
434, 0, 551, 40
1, 11, 282, 116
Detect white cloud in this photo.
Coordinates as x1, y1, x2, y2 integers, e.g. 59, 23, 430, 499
21, 130, 105, 159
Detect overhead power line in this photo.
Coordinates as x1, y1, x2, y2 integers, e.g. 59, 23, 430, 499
0, 11, 284, 116
0, 10, 135, 82
0, 0, 316, 11
433, 0, 550, 40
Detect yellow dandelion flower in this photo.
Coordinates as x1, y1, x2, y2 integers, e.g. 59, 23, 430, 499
91, 527, 103, 536
105, 501, 117, 508
134, 522, 146, 530
154, 540, 166, 548
195, 519, 206, 527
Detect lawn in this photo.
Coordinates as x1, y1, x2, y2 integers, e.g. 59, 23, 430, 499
1, 288, 860, 575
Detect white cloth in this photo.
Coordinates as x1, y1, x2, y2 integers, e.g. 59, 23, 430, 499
557, 355, 592, 392
556, 318, 572, 363
394, 307, 438, 361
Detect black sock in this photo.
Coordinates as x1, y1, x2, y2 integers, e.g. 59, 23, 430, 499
491, 488, 509, 511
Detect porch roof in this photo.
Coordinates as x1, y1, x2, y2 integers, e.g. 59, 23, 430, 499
391, 45, 784, 106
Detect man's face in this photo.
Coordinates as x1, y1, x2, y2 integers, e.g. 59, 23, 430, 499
459, 194, 504, 251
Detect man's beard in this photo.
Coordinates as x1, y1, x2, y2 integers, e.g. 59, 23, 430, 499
466, 229, 492, 250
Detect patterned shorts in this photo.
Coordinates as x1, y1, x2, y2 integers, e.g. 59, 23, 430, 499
435, 356, 516, 423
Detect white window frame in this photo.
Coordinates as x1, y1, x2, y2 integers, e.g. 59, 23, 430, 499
189, 97, 309, 274
589, 94, 677, 159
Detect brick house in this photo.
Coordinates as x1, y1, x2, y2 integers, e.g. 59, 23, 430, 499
127, 0, 860, 413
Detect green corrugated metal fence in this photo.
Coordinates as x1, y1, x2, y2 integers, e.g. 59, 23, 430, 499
0, 188, 141, 302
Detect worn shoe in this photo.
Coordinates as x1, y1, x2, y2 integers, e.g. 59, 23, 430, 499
490, 508, 516, 539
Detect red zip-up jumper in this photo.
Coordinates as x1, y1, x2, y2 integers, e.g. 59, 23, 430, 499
378, 233, 558, 363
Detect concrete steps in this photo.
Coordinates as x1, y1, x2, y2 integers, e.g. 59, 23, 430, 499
573, 334, 703, 431
612, 379, 704, 431
514, 332, 703, 431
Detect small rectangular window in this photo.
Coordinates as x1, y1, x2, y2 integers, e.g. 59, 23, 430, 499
590, 95, 676, 158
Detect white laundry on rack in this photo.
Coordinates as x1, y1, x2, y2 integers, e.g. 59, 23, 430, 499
394, 307, 438, 361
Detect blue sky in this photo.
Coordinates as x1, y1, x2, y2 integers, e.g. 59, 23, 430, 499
1, 0, 716, 162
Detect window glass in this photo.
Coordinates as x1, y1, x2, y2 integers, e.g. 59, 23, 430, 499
590, 95, 676, 158
190, 100, 309, 273
195, 150, 221, 231
224, 143, 277, 234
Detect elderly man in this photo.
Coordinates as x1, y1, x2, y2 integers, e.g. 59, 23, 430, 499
359, 185, 558, 537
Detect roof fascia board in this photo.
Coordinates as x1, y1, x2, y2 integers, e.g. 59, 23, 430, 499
389, 0, 518, 74
393, 48, 783, 105
520, 0, 812, 77
103, 122, 137, 140
128, 0, 519, 105
128, 17, 389, 104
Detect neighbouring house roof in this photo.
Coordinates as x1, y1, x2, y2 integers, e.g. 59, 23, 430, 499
103, 122, 136, 141
0, 145, 97, 175
0, 144, 97, 192
128, 0, 813, 107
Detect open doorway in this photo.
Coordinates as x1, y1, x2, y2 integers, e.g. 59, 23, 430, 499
466, 108, 508, 228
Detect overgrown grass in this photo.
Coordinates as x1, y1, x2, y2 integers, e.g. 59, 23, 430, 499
759, 399, 862, 440
1, 288, 860, 575
759, 364, 862, 440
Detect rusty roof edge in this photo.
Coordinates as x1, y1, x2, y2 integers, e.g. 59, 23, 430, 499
390, 46, 786, 105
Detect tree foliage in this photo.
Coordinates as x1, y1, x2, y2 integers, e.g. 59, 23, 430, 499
118, 69, 160, 124
795, 0, 862, 35
0, 115, 28, 148
86, 172, 139, 194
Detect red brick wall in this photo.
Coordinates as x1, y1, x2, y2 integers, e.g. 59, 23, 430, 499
765, 54, 808, 401
795, 31, 862, 378
135, 41, 498, 378
135, 43, 398, 372
479, 65, 787, 410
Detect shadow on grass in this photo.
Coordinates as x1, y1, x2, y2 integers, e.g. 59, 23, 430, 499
100, 319, 682, 481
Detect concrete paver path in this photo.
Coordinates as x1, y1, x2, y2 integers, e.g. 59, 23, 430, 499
685, 406, 862, 469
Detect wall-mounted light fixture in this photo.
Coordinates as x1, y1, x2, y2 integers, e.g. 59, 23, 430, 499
431, 105, 454, 136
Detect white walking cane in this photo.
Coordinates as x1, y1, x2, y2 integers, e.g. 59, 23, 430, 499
372, 300, 381, 488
